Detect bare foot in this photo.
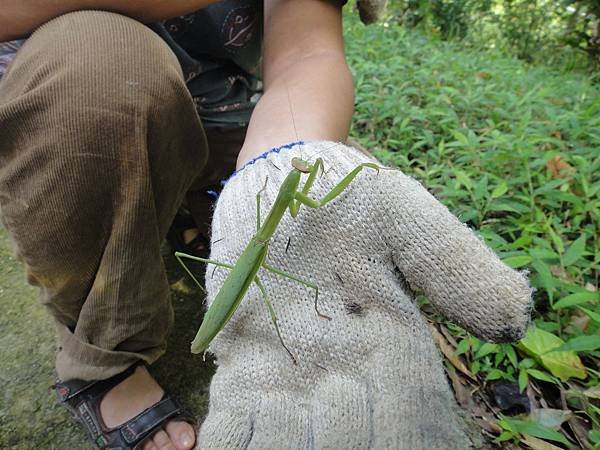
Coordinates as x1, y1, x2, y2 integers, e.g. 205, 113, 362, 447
99, 366, 195, 450
183, 228, 201, 246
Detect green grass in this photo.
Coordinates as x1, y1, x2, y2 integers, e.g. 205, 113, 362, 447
0, 227, 214, 449
345, 13, 599, 449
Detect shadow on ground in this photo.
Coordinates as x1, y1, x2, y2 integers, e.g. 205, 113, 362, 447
0, 227, 214, 449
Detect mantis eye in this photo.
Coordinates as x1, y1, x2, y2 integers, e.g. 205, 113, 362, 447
291, 158, 312, 173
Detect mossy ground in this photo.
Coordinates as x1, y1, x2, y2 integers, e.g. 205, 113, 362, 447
0, 226, 214, 449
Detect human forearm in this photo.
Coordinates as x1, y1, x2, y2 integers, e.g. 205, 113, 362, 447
238, 53, 354, 168
237, 0, 354, 167
0, 0, 218, 41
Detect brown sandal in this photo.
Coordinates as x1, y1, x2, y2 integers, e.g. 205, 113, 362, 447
53, 363, 195, 449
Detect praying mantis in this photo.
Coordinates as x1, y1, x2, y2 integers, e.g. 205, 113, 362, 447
176, 156, 380, 363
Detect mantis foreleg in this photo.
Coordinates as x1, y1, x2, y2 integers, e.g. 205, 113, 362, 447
256, 176, 269, 232
290, 162, 380, 215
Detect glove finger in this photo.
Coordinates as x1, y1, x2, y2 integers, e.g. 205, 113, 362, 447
247, 393, 310, 450
311, 374, 371, 449
378, 170, 532, 342
197, 412, 253, 450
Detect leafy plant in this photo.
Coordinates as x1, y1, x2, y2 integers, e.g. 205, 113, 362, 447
344, 11, 599, 448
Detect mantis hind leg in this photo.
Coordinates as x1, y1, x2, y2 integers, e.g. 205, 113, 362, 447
262, 262, 331, 321
176, 251, 299, 363
255, 276, 298, 365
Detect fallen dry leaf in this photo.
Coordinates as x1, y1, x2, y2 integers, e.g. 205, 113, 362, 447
447, 366, 472, 408
170, 277, 194, 295
568, 415, 591, 449
440, 324, 459, 347
521, 435, 562, 450
473, 416, 502, 434
565, 309, 590, 334
583, 385, 600, 399
546, 155, 575, 179
428, 323, 476, 380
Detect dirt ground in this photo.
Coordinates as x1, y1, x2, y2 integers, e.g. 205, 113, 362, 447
0, 226, 215, 449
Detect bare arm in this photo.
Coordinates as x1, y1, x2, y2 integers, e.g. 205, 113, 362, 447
0, 0, 220, 41
237, 0, 354, 166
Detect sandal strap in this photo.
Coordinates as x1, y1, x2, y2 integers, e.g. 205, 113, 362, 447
120, 396, 183, 445
54, 363, 140, 403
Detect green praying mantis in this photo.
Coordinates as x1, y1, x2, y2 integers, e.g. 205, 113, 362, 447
175, 156, 380, 363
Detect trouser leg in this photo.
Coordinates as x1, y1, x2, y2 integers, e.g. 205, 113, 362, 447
0, 11, 208, 381
185, 127, 246, 237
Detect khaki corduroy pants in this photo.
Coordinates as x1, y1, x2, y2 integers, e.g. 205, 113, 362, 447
0, 11, 211, 381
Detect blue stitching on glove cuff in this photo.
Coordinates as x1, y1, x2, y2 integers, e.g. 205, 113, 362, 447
222, 140, 305, 186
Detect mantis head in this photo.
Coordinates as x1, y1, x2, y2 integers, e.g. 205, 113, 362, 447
291, 158, 312, 173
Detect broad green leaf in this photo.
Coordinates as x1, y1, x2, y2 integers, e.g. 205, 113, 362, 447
503, 255, 533, 269
455, 339, 470, 356
562, 234, 586, 266
492, 182, 508, 198
506, 345, 518, 368
552, 291, 598, 310
590, 429, 600, 444
502, 418, 571, 446
486, 369, 504, 381
489, 199, 531, 213
476, 342, 498, 359
518, 369, 529, 392
531, 260, 558, 298
578, 306, 600, 323
455, 171, 473, 190
547, 226, 564, 255
529, 247, 559, 261
547, 335, 600, 353
518, 326, 586, 381
451, 130, 469, 146
526, 369, 556, 384
495, 431, 515, 443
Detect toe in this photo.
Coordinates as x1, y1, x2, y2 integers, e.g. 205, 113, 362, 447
165, 420, 196, 450
151, 429, 177, 450
142, 439, 158, 450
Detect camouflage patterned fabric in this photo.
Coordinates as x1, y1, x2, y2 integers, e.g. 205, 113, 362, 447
0, 0, 262, 128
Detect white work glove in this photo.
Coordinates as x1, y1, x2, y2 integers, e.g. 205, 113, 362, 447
196, 141, 532, 449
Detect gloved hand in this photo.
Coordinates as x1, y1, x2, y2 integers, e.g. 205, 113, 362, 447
196, 141, 532, 449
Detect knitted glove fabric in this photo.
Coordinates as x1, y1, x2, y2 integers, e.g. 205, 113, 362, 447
196, 141, 532, 449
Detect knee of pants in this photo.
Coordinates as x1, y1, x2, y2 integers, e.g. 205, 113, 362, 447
2, 10, 189, 115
